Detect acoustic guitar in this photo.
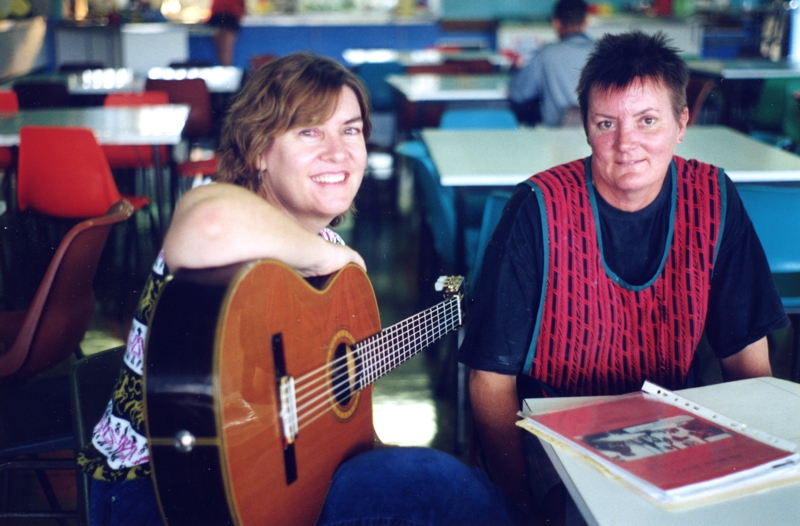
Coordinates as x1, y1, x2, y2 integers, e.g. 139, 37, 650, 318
143, 260, 463, 525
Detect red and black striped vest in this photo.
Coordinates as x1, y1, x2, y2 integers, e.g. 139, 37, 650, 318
523, 157, 725, 396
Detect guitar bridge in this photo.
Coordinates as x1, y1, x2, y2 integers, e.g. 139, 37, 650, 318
272, 333, 298, 484
279, 375, 299, 445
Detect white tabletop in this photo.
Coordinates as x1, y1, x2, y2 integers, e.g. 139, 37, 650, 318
343, 48, 511, 69
386, 73, 509, 102
687, 59, 800, 80
147, 66, 243, 94
525, 377, 800, 526
420, 125, 800, 187
66, 68, 145, 95
0, 105, 189, 146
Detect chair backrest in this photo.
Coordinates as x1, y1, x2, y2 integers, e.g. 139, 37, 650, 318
13, 81, 70, 109
144, 77, 214, 139
104, 90, 170, 107
686, 78, 716, 126
58, 61, 106, 73
0, 89, 19, 113
440, 108, 518, 130
395, 140, 457, 267
470, 191, 511, 295
442, 58, 496, 74
18, 126, 125, 218
0, 201, 133, 378
70, 345, 126, 526
355, 61, 405, 113
737, 185, 800, 274
249, 54, 278, 71
750, 78, 789, 133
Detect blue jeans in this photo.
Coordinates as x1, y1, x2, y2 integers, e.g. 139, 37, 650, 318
317, 447, 529, 525
90, 448, 528, 525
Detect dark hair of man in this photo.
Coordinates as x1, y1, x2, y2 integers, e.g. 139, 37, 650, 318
554, 0, 588, 28
576, 31, 689, 129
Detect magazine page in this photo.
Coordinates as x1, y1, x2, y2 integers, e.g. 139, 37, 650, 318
518, 382, 800, 506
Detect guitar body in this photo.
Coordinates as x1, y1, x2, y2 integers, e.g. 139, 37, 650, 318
144, 261, 381, 526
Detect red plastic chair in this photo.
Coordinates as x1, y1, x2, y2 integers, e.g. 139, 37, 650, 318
102, 91, 170, 170
143, 78, 219, 196
17, 126, 150, 218
0, 201, 132, 523
0, 200, 134, 378
0, 90, 18, 172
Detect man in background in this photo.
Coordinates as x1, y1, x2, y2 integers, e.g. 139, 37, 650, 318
509, 0, 594, 126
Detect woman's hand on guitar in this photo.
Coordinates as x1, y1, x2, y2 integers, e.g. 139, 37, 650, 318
295, 244, 366, 277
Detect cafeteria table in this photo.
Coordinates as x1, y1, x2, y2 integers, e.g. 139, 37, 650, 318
386, 73, 510, 103
0, 105, 189, 231
523, 377, 800, 526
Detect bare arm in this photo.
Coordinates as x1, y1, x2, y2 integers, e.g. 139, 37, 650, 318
163, 183, 365, 276
719, 336, 772, 382
469, 369, 535, 517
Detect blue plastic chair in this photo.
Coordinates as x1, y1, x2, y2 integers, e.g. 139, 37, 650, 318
355, 61, 405, 112
469, 191, 512, 295
439, 108, 518, 130
395, 140, 458, 268
737, 184, 800, 381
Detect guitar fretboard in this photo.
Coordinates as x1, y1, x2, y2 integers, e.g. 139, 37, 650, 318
354, 295, 462, 387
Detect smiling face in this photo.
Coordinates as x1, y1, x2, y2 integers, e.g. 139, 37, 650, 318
587, 77, 689, 211
257, 86, 367, 233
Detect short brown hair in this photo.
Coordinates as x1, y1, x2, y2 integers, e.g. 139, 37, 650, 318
577, 31, 688, 129
215, 52, 372, 192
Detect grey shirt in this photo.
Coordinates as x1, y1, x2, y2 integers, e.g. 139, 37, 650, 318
508, 33, 595, 126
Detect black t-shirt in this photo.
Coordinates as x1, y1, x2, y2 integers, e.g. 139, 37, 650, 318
458, 160, 788, 390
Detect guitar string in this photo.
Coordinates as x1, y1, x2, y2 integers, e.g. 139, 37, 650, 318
292, 298, 458, 404
290, 298, 462, 430
292, 299, 461, 427
293, 300, 456, 416
292, 297, 457, 398
295, 301, 462, 430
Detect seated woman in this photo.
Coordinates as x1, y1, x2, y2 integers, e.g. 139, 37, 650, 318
79, 52, 528, 526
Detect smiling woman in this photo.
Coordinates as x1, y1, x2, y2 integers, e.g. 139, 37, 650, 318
78, 52, 528, 526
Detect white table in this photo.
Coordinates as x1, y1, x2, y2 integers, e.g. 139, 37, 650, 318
523, 377, 800, 526
687, 59, 800, 80
386, 73, 509, 103
147, 66, 244, 94
0, 105, 189, 231
420, 125, 800, 187
343, 48, 511, 69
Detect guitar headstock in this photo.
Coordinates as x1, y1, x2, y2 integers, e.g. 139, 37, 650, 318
434, 275, 464, 298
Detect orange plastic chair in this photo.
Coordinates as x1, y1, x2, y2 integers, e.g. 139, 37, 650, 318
0, 90, 18, 172
0, 200, 133, 378
102, 91, 170, 170
0, 201, 132, 523
17, 126, 150, 219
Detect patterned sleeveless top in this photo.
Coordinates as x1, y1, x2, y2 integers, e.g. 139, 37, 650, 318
523, 157, 725, 396
78, 228, 346, 481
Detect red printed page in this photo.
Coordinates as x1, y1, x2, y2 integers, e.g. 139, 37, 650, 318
529, 392, 795, 492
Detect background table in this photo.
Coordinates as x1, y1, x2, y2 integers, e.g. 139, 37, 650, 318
524, 377, 800, 526
0, 105, 189, 230
421, 125, 800, 187
343, 48, 511, 69
387, 73, 509, 103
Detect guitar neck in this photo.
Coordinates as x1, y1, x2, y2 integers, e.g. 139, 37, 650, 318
355, 295, 462, 387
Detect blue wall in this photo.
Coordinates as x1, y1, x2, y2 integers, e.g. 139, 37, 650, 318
190, 22, 497, 68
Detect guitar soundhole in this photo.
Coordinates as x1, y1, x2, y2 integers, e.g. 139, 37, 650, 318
332, 342, 361, 407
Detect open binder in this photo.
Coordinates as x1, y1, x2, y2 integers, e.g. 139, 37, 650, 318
518, 381, 800, 508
